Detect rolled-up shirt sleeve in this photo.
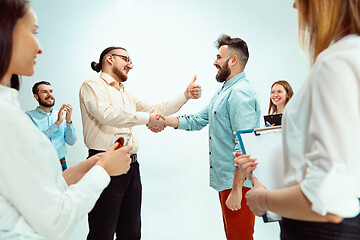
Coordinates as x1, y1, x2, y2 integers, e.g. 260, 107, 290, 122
80, 80, 150, 128
131, 92, 187, 116
301, 56, 360, 217
177, 103, 210, 131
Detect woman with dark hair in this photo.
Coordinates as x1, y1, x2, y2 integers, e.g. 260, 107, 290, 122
0, 0, 29, 90
0, 0, 132, 239
268, 80, 294, 115
236, 0, 360, 239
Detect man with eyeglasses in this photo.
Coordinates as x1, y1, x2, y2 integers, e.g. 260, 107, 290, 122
159, 35, 261, 240
79, 46, 201, 240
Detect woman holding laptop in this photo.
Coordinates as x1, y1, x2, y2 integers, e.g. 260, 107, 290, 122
265, 80, 294, 126
268, 80, 294, 115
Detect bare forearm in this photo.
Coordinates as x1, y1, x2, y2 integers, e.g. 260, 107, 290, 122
165, 117, 179, 128
232, 167, 245, 192
62, 157, 98, 185
268, 184, 343, 223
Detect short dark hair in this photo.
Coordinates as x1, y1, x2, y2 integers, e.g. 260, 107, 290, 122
32, 81, 51, 94
0, 0, 29, 90
215, 34, 249, 67
91, 46, 127, 72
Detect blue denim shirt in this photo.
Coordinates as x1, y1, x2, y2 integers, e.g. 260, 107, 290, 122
26, 107, 77, 159
178, 72, 261, 191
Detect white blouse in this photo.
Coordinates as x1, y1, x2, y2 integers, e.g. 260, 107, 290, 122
0, 85, 110, 239
282, 34, 360, 218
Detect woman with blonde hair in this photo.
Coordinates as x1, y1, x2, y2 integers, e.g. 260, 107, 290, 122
235, 0, 360, 239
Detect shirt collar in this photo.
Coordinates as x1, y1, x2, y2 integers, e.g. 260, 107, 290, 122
221, 72, 246, 91
35, 106, 53, 114
100, 72, 124, 90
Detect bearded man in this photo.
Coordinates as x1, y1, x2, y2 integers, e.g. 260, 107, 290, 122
79, 46, 201, 240
26, 81, 77, 171
162, 35, 261, 240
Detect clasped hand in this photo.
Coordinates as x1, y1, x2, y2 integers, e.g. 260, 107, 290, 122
234, 153, 269, 216
56, 104, 73, 125
96, 143, 133, 176
147, 113, 165, 133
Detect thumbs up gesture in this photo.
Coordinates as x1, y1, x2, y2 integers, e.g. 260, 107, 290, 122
184, 75, 202, 100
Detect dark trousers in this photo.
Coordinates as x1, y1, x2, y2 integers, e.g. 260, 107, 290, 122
87, 149, 142, 240
281, 213, 360, 240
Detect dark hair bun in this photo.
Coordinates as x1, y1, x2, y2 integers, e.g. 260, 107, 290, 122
91, 61, 101, 72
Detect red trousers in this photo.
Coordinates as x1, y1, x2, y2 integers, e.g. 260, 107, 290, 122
219, 187, 255, 240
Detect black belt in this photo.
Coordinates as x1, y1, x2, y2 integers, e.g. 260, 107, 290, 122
89, 149, 137, 163
130, 154, 137, 163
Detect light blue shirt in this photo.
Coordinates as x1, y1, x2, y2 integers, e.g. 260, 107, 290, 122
178, 72, 261, 191
26, 107, 77, 159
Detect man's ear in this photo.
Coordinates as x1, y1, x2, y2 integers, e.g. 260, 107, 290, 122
105, 54, 114, 65
231, 55, 239, 66
33, 94, 39, 101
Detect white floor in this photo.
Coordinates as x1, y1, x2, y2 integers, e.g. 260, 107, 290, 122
69, 215, 280, 240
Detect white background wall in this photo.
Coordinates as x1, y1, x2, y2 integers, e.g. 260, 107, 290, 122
19, 0, 309, 239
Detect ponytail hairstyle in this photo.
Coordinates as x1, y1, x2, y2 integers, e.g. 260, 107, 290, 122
0, 0, 29, 90
91, 46, 126, 72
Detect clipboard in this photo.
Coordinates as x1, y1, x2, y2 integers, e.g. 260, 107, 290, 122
236, 126, 283, 223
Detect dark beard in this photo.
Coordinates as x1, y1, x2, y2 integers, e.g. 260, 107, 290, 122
216, 58, 231, 83
39, 97, 55, 108
113, 66, 128, 82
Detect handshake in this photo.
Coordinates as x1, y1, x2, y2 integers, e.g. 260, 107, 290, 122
146, 113, 167, 133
